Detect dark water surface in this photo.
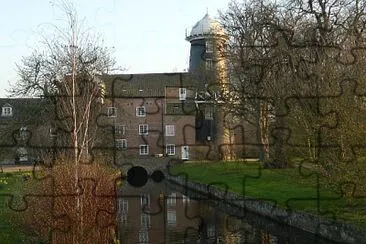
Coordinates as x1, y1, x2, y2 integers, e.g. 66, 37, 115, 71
116, 179, 336, 244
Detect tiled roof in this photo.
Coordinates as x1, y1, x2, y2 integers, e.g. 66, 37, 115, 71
102, 72, 198, 98
0, 98, 53, 125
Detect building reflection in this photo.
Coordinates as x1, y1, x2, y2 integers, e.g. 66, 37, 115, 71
116, 180, 283, 244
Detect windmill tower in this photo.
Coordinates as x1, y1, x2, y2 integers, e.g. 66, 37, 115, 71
186, 13, 235, 160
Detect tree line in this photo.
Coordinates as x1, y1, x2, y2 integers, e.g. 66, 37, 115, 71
217, 0, 366, 189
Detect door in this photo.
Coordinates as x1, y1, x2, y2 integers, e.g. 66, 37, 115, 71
181, 146, 189, 160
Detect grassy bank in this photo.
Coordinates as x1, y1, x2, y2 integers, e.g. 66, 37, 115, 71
0, 172, 42, 243
170, 161, 366, 228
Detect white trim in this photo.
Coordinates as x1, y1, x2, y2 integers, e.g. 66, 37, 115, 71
1, 106, 13, 117
119, 199, 128, 212
136, 106, 146, 117
179, 88, 187, 100
138, 124, 148, 135
183, 194, 190, 204
141, 193, 150, 207
115, 139, 127, 149
139, 144, 149, 155
166, 144, 176, 155
167, 209, 177, 226
165, 125, 175, 136
167, 193, 176, 206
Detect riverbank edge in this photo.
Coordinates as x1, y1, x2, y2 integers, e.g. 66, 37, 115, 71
164, 172, 366, 244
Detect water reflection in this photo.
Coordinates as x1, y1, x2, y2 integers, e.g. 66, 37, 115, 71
116, 179, 334, 244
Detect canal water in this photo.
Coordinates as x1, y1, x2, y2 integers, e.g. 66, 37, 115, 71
116, 178, 336, 244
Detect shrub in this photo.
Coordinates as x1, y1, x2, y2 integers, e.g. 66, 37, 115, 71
21, 154, 121, 243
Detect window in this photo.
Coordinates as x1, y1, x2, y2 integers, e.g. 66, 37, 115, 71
206, 40, 213, 53
179, 88, 187, 101
183, 194, 190, 204
141, 194, 150, 207
120, 214, 127, 225
167, 193, 176, 207
165, 125, 175, 136
166, 144, 175, 156
115, 139, 127, 149
107, 107, 117, 117
138, 229, 149, 243
1, 106, 12, 117
136, 106, 146, 117
167, 210, 176, 227
206, 59, 213, 70
115, 125, 126, 136
139, 145, 149, 155
141, 213, 151, 227
139, 124, 148, 135
120, 199, 128, 212
205, 107, 214, 120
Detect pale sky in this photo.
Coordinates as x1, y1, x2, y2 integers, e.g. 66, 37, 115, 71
0, 0, 232, 98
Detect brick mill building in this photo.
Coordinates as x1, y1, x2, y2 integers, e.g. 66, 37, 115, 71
0, 13, 258, 163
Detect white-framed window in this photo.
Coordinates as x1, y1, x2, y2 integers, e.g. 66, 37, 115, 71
114, 125, 126, 136
119, 198, 129, 212
167, 193, 176, 207
139, 145, 149, 155
206, 40, 213, 53
141, 193, 150, 207
167, 210, 177, 227
115, 139, 127, 149
107, 107, 117, 117
166, 144, 175, 156
141, 212, 151, 228
120, 214, 127, 225
138, 124, 148, 135
165, 125, 175, 136
138, 229, 149, 243
1, 106, 12, 117
206, 59, 213, 70
136, 106, 146, 117
179, 88, 187, 101
182, 194, 190, 204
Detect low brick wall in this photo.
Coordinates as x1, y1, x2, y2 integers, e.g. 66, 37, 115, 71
165, 172, 366, 244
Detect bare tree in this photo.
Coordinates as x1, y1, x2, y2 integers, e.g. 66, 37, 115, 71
9, 1, 119, 242
219, 0, 294, 167
9, 1, 118, 161
220, 0, 366, 175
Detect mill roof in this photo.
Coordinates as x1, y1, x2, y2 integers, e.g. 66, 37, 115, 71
102, 72, 198, 98
0, 98, 53, 125
186, 13, 227, 41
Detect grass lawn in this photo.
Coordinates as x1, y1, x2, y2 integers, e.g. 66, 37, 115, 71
170, 161, 366, 229
0, 172, 42, 243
